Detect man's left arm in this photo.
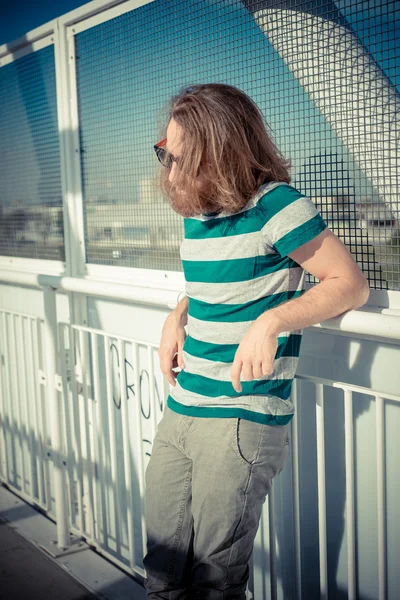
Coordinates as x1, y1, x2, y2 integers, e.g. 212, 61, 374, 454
231, 229, 370, 392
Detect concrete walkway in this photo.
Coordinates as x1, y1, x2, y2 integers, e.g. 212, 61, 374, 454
0, 485, 146, 600
0, 520, 98, 600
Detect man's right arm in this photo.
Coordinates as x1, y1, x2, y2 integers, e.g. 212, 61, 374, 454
158, 296, 188, 386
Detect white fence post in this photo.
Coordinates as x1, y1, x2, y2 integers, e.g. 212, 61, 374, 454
43, 285, 70, 549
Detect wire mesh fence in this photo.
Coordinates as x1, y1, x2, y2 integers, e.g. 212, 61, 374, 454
0, 44, 64, 261
0, 0, 398, 288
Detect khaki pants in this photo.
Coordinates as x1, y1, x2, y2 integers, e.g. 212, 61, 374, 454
144, 405, 290, 599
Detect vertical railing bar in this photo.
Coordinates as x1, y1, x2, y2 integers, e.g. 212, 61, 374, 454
291, 379, 302, 600
147, 346, 157, 442
2, 313, 15, 484
20, 316, 35, 500
118, 338, 136, 570
344, 389, 356, 600
36, 316, 52, 513
316, 382, 328, 600
59, 324, 75, 524
16, 315, 29, 494
70, 325, 84, 532
104, 335, 122, 553
10, 313, 25, 492
43, 287, 69, 548
79, 328, 95, 539
376, 395, 386, 600
31, 317, 45, 506
85, 330, 98, 543
162, 372, 170, 411
133, 342, 147, 559
26, 318, 40, 502
268, 483, 278, 600
0, 311, 10, 482
91, 331, 107, 546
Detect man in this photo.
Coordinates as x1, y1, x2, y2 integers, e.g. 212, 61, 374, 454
144, 84, 369, 599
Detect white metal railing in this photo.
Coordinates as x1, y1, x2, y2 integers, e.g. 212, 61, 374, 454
0, 308, 51, 514
0, 268, 399, 339
1, 297, 399, 598
290, 377, 400, 600
58, 321, 166, 578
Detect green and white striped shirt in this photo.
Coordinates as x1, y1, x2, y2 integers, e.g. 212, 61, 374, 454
168, 182, 327, 424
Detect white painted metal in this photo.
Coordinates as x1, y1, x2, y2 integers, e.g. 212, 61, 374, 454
104, 334, 122, 553
315, 383, 328, 600
118, 338, 137, 570
58, 324, 74, 519
133, 341, 148, 561
1, 270, 400, 340
79, 328, 96, 540
0, 270, 184, 310
0, 297, 399, 595
86, 331, 98, 542
18, 316, 33, 494
147, 346, 158, 443
1, 312, 16, 486
312, 309, 400, 342
86, 263, 185, 288
0, 34, 55, 67
267, 488, 277, 600
53, 17, 75, 279
291, 380, 302, 600
59, 327, 76, 522
43, 287, 70, 549
90, 330, 108, 546
32, 317, 48, 509
66, 0, 155, 38
296, 375, 400, 404
0, 313, 9, 481
70, 325, 85, 533
61, 325, 150, 578
10, 314, 25, 491
55, 9, 91, 413
65, 36, 88, 278
0, 276, 398, 593
295, 375, 400, 600
59, 0, 152, 29
0, 258, 65, 276
344, 389, 356, 600
376, 395, 386, 600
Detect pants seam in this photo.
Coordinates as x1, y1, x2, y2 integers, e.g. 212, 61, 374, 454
221, 465, 254, 593
163, 462, 193, 588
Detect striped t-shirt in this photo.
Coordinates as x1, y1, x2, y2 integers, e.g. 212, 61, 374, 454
167, 182, 327, 424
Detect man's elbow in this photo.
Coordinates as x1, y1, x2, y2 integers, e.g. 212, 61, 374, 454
351, 273, 370, 309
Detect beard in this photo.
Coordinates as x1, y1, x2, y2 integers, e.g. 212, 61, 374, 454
168, 189, 200, 218
167, 181, 218, 218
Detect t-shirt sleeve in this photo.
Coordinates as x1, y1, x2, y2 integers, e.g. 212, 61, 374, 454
261, 185, 327, 256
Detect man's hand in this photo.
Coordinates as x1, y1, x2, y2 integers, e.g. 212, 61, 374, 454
231, 314, 278, 393
231, 229, 370, 393
158, 297, 188, 387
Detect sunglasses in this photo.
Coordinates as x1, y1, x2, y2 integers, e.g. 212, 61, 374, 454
154, 138, 180, 169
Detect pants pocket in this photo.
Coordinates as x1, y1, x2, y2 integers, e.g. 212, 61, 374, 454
233, 418, 265, 467
232, 418, 290, 472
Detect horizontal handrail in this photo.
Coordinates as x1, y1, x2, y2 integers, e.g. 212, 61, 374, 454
1, 268, 400, 340
0, 268, 183, 309
295, 374, 400, 402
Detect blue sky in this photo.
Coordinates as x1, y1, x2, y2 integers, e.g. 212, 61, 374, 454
0, 0, 88, 45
